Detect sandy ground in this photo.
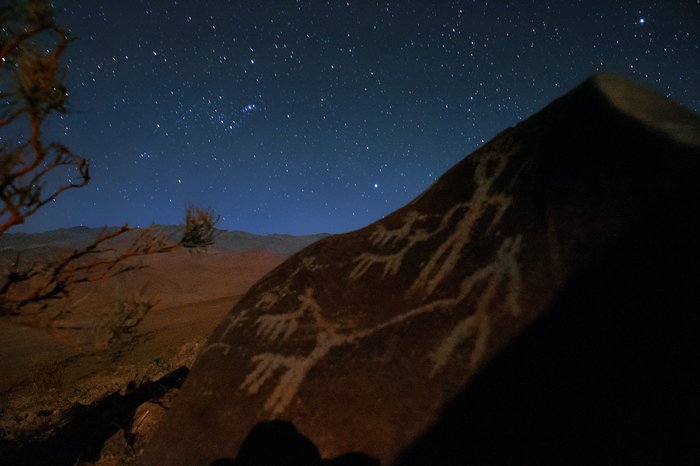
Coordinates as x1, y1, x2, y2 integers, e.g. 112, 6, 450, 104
0, 247, 287, 463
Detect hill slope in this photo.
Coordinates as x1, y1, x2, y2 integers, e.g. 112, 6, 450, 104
0, 226, 326, 255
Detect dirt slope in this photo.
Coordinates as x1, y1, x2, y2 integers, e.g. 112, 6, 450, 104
0, 236, 315, 464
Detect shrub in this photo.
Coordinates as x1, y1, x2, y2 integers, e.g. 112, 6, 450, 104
95, 290, 154, 360
180, 205, 221, 250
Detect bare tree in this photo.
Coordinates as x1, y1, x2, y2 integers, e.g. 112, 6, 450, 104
0, 2, 162, 315
0, 2, 223, 316
0, 225, 177, 315
0, 211, 222, 315
1, 0, 88, 234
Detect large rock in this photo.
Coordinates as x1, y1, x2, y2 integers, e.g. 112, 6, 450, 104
142, 73, 700, 465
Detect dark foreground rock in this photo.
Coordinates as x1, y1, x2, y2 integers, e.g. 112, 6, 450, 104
141, 73, 700, 465
209, 420, 380, 466
0, 366, 188, 466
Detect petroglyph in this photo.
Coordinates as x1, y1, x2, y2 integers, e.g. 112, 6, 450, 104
350, 228, 430, 279
241, 288, 345, 415
203, 256, 329, 359
410, 198, 512, 297
254, 288, 321, 343
255, 285, 291, 311
350, 138, 518, 298
256, 310, 302, 342
242, 234, 523, 416
201, 310, 249, 356
255, 257, 326, 311
201, 342, 232, 356
235, 135, 524, 415
221, 311, 249, 339
300, 256, 325, 272
241, 353, 299, 394
429, 235, 523, 374
350, 212, 433, 279
410, 148, 513, 296
369, 211, 429, 247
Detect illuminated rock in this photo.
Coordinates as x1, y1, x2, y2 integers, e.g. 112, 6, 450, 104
142, 73, 700, 465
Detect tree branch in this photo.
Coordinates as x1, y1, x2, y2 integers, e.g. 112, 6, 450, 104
0, 225, 179, 315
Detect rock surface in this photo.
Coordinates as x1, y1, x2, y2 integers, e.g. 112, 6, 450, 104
142, 73, 700, 465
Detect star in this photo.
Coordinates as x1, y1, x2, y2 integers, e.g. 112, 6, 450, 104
12, 1, 698, 236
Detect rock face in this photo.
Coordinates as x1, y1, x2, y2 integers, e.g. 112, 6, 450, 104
142, 73, 700, 465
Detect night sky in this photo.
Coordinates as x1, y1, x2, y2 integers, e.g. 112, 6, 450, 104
16, 0, 700, 235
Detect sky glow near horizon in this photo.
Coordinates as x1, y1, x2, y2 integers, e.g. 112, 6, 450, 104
12, 0, 700, 235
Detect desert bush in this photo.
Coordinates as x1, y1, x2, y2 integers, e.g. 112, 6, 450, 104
95, 289, 155, 360
180, 205, 221, 250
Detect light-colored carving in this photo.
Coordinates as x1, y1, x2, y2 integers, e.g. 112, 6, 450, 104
201, 310, 248, 356
241, 234, 523, 416
200, 342, 232, 356
256, 256, 326, 310
350, 140, 518, 301
221, 311, 249, 340
255, 285, 290, 311
241, 353, 299, 395
256, 309, 302, 342
350, 230, 427, 279
241, 288, 345, 415
429, 236, 522, 374
370, 211, 428, 247
301, 256, 325, 272
254, 288, 321, 343
410, 149, 512, 296
350, 212, 434, 279
410, 197, 510, 296
236, 134, 525, 416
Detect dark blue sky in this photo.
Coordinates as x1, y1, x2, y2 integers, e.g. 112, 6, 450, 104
16, 0, 700, 234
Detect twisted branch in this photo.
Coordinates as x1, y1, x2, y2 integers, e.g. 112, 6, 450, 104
0, 225, 178, 315
1, 0, 88, 234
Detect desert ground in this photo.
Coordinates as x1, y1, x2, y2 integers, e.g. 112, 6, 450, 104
0, 230, 314, 464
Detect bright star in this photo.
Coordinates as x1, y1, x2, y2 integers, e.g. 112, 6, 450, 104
373, 183, 379, 188
639, 17, 645, 24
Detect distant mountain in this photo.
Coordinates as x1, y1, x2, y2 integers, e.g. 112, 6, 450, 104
143, 73, 700, 466
0, 226, 326, 255
0, 226, 106, 250
214, 230, 329, 255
